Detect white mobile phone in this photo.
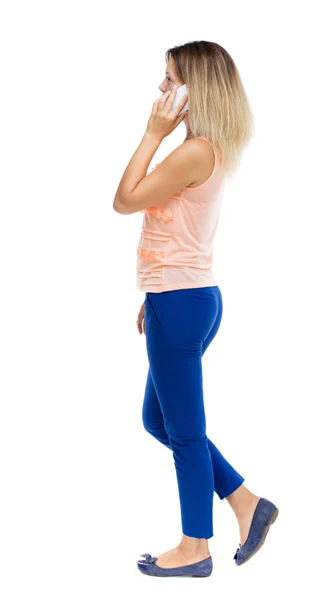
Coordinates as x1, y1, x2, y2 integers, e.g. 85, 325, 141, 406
171, 83, 189, 115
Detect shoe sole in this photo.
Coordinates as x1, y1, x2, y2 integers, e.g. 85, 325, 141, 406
138, 569, 212, 578
236, 507, 279, 566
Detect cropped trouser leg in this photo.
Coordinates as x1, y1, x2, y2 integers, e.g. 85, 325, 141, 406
142, 286, 245, 539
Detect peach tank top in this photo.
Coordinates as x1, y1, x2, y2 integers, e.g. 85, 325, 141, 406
136, 136, 225, 293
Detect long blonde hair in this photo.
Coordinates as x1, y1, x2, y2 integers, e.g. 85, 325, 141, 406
166, 41, 255, 179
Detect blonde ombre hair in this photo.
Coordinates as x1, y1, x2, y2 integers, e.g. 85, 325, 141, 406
166, 41, 255, 179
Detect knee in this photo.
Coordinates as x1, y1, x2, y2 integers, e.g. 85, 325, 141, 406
142, 415, 171, 448
142, 407, 151, 434
142, 412, 158, 438
167, 431, 207, 448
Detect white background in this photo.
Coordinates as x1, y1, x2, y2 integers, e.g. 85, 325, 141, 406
1, 1, 311, 598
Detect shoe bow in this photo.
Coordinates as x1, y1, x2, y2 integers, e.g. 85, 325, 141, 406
233, 543, 242, 560
140, 553, 158, 564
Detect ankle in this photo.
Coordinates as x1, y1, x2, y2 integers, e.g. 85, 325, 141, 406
178, 545, 211, 560
226, 485, 260, 518
178, 535, 209, 557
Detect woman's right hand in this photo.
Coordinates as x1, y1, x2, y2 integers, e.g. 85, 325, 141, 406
137, 302, 146, 335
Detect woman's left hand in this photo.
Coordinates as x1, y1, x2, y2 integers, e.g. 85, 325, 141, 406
146, 86, 188, 141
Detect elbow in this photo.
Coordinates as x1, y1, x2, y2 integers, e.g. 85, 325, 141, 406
113, 201, 123, 214
113, 195, 127, 214
113, 195, 136, 215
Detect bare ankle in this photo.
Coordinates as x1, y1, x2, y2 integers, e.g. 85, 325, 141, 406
225, 484, 259, 517
178, 534, 209, 557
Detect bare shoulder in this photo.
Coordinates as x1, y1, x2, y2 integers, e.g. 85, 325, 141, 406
181, 138, 215, 188
159, 137, 213, 186
171, 136, 214, 160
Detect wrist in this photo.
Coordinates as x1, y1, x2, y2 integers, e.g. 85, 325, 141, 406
143, 130, 163, 144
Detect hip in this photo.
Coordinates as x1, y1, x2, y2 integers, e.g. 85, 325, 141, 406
144, 285, 223, 342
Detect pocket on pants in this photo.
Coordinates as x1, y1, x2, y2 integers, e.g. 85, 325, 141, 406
145, 294, 163, 327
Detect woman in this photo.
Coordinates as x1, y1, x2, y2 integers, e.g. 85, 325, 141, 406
113, 40, 279, 578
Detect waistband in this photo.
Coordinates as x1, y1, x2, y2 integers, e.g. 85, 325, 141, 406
146, 285, 220, 298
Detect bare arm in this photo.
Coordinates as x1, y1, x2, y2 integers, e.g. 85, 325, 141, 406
113, 137, 209, 215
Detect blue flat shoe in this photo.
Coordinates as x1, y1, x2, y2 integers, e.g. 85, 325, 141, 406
137, 552, 213, 577
233, 497, 279, 566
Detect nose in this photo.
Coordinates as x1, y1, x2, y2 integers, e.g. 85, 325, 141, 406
159, 79, 167, 93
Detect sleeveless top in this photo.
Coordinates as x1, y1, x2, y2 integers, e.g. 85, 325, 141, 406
136, 136, 225, 293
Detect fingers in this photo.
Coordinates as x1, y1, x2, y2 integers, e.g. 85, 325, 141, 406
137, 303, 146, 335
137, 318, 142, 334
173, 94, 188, 119
137, 317, 146, 335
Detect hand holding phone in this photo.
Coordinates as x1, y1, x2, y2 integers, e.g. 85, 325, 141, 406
170, 84, 189, 116
146, 84, 189, 139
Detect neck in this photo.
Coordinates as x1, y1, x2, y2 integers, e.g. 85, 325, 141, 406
183, 116, 194, 142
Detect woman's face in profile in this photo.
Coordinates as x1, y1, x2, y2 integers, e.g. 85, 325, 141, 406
158, 58, 183, 95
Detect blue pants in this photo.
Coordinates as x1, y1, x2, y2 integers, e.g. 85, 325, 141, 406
142, 286, 245, 539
